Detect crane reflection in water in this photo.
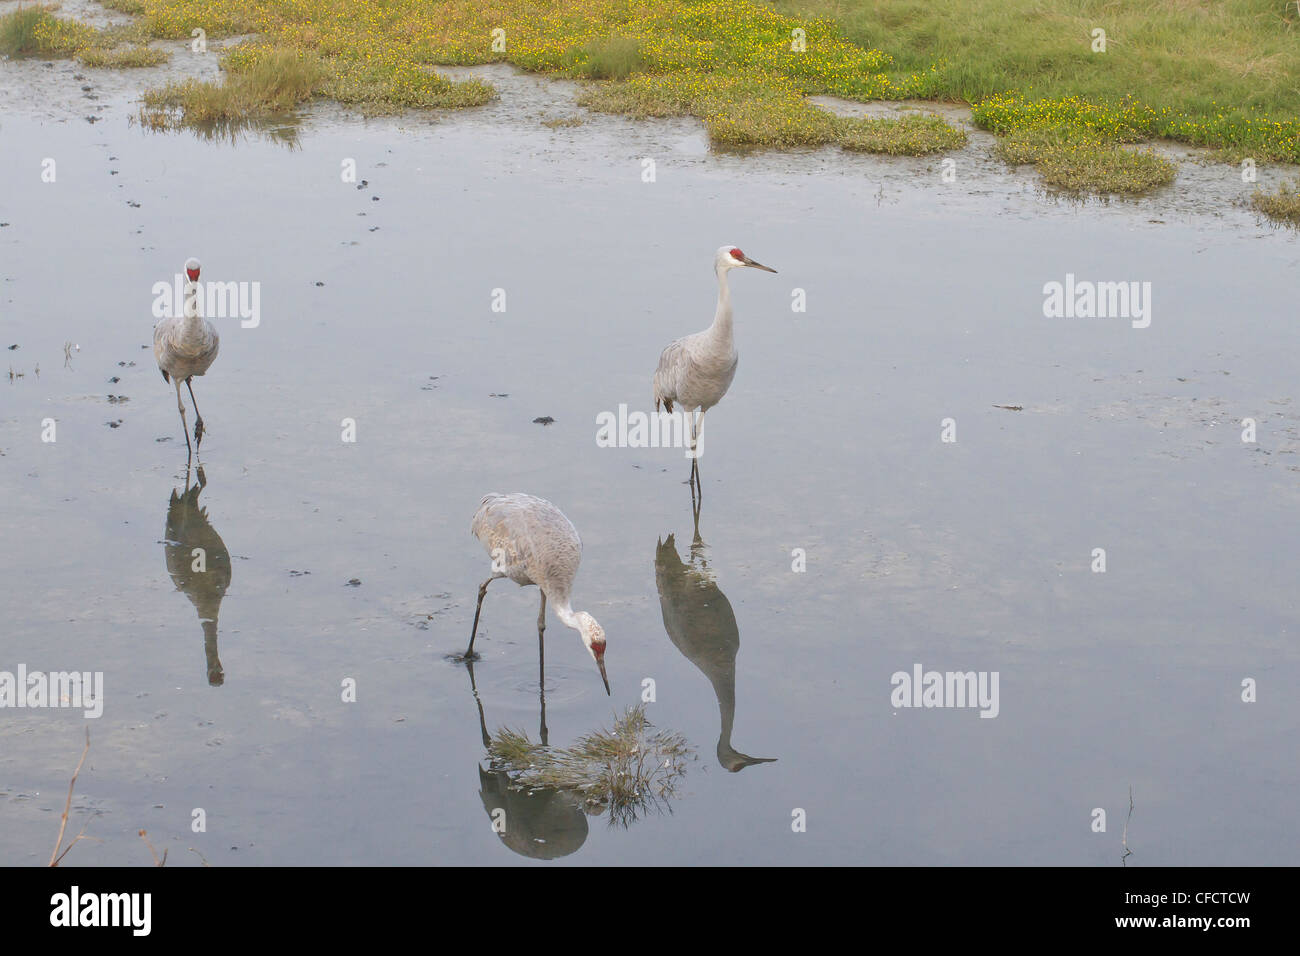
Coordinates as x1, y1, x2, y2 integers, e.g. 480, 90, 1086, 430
162, 464, 231, 686
655, 505, 776, 772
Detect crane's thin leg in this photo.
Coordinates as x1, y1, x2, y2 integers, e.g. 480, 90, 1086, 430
684, 408, 698, 490
186, 377, 205, 448
537, 591, 548, 746
463, 576, 496, 660
175, 379, 192, 457
692, 408, 707, 501
691, 486, 703, 544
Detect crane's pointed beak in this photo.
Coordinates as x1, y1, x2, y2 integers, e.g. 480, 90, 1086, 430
597, 657, 610, 695
743, 257, 777, 273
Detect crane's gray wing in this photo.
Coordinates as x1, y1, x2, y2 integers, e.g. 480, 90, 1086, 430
472, 493, 581, 590
653, 336, 690, 412
472, 494, 532, 574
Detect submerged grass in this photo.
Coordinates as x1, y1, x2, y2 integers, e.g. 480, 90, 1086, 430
1251, 180, 1300, 227
487, 705, 693, 827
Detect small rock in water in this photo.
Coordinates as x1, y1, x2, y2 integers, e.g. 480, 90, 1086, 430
106, 420, 123, 428
6, 344, 16, 350
532, 416, 555, 426
346, 578, 362, 587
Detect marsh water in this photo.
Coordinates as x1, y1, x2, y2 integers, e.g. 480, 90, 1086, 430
2, 40, 1298, 865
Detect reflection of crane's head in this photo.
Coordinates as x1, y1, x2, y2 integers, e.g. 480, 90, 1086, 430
576, 611, 610, 696
715, 244, 777, 275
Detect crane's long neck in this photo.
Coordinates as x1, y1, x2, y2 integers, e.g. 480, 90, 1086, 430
706, 263, 734, 350
552, 598, 581, 632
183, 278, 203, 331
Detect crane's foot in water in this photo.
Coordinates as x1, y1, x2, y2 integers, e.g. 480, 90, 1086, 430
193, 416, 205, 448
448, 649, 481, 663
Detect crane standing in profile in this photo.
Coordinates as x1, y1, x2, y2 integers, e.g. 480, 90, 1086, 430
653, 245, 777, 492
462, 493, 610, 695
154, 257, 219, 455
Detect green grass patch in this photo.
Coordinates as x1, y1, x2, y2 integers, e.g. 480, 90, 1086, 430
578, 70, 965, 150
567, 36, 645, 80
839, 112, 966, 155
1, 5, 169, 67
995, 127, 1175, 194
1251, 180, 1300, 227
78, 44, 167, 67
0, 6, 94, 58
776, 1, 1300, 165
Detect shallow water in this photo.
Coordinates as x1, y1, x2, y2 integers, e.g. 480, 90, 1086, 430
1, 42, 1298, 865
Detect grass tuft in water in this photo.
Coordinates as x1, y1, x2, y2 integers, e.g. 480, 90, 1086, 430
995, 127, 1175, 194
487, 705, 693, 827
139, 48, 325, 131
1251, 180, 1300, 227
79, 44, 167, 68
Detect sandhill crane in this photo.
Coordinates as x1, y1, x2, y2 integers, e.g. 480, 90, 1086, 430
463, 493, 610, 695
653, 245, 776, 491
154, 257, 219, 455
163, 464, 231, 686
655, 523, 776, 772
